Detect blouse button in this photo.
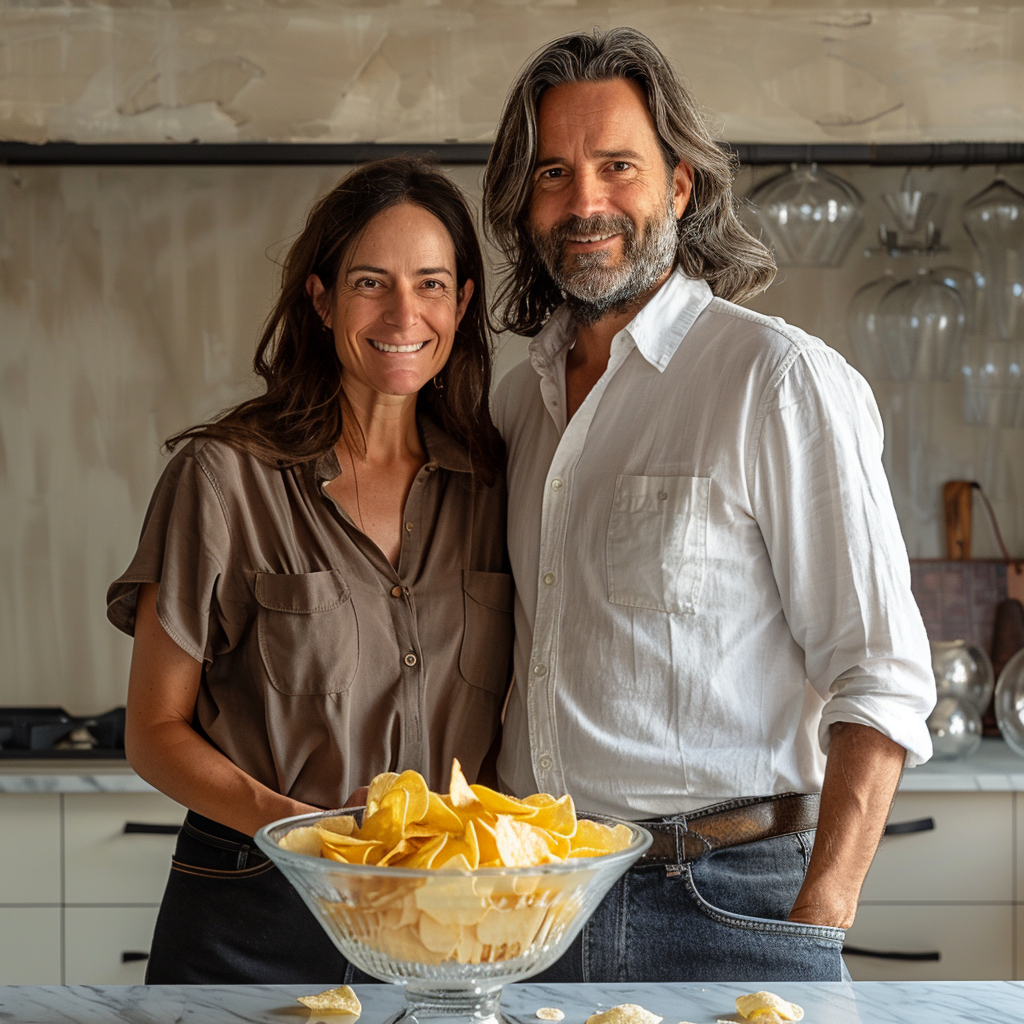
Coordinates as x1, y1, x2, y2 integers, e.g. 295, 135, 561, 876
537, 754, 553, 772
390, 585, 403, 598
542, 572, 556, 586
425, 462, 438, 473
551, 478, 563, 491
405, 522, 414, 532
404, 653, 418, 667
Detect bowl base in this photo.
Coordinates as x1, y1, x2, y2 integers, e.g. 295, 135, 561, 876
386, 986, 505, 1024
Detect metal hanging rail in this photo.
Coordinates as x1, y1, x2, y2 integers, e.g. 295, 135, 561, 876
2, 141, 1024, 167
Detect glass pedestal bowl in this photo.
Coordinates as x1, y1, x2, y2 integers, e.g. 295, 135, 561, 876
256, 809, 651, 1024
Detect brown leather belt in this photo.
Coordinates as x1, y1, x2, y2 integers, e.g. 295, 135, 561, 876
638, 792, 820, 866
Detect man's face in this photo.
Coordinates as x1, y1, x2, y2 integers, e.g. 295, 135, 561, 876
528, 78, 693, 323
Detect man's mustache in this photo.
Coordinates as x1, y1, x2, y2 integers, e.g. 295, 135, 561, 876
546, 214, 636, 247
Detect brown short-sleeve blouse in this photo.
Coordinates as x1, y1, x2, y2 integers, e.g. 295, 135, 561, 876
106, 419, 512, 809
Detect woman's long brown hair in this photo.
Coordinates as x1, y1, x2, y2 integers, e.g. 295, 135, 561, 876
167, 157, 503, 482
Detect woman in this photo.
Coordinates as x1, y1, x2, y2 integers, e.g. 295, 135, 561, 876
106, 157, 512, 984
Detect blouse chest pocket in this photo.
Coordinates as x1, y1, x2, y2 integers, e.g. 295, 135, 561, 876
254, 570, 359, 695
606, 475, 711, 616
459, 570, 514, 695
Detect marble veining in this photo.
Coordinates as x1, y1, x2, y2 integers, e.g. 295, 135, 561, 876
0, 981, 1022, 1024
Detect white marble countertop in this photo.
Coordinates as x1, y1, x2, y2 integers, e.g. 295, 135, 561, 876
899, 737, 1024, 791
3, 737, 1024, 795
0, 980, 1020, 1024
0, 759, 156, 794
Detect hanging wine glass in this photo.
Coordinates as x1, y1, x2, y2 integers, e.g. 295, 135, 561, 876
962, 336, 1024, 428
845, 271, 896, 378
876, 269, 966, 382
962, 179, 1024, 343
748, 164, 863, 267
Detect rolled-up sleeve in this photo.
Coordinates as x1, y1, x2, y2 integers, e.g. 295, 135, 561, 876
752, 348, 935, 767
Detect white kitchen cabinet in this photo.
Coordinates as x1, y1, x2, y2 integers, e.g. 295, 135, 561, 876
0, 907, 61, 984
845, 903, 1014, 981
859, 792, 1014, 903
0, 781, 183, 984
63, 791, 184, 904
1017, 793, 1024, 902
0, 794, 61, 903
846, 788, 1016, 981
64, 906, 163, 984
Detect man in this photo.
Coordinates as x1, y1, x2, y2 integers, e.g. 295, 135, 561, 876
482, 28, 935, 982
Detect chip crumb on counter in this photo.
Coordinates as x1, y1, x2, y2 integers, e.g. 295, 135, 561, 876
296, 985, 362, 1015
585, 1004, 664, 1024
536, 1008, 565, 1021
735, 991, 803, 1022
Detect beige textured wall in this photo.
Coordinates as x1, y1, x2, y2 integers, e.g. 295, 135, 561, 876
2, 161, 1021, 712
2, 2, 1024, 145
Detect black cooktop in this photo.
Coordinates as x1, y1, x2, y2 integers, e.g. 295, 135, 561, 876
0, 706, 127, 759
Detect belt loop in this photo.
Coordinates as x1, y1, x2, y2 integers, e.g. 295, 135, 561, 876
674, 815, 687, 866
237, 844, 250, 870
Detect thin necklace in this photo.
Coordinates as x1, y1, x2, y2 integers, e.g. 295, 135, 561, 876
345, 445, 366, 533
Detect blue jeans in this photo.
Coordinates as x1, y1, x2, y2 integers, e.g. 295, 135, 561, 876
530, 824, 847, 983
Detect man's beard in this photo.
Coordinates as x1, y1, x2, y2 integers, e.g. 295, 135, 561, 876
531, 199, 679, 327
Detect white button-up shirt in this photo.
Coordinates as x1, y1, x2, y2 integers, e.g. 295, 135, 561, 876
492, 269, 935, 819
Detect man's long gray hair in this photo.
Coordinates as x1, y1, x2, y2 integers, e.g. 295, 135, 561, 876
482, 27, 776, 337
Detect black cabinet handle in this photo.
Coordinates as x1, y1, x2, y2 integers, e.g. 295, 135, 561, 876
844, 944, 940, 961
123, 822, 181, 835
121, 951, 150, 963
883, 817, 935, 837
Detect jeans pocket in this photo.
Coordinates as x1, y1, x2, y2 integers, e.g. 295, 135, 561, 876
679, 865, 846, 982
684, 864, 846, 943
169, 818, 272, 880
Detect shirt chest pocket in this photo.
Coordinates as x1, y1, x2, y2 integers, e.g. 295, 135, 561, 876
254, 570, 359, 695
606, 474, 711, 615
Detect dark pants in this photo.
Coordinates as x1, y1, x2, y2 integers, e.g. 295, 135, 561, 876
146, 811, 379, 985
530, 827, 847, 983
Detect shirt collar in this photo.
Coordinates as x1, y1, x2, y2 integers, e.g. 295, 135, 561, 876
528, 269, 714, 376
313, 415, 471, 484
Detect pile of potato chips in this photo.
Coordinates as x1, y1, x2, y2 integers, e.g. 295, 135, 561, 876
279, 759, 632, 870
276, 760, 632, 966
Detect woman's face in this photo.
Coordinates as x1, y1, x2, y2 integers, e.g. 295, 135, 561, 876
309, 202, 474, 403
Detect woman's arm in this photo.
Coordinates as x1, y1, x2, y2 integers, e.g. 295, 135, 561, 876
126, 582, 318, 837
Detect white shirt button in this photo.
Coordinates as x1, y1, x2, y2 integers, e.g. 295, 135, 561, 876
551, 478, 563, 491
404, 653, 418, 667
532, 663, 547, 677
537, 754, 553, 771
542, 572, 556, 586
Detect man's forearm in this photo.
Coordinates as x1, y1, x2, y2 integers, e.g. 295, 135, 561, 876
788, 721, 907, 929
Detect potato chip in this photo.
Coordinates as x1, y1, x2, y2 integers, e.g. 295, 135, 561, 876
296, 984, 361, 1015
536, 1010, 564, 1021
318, 815, 357, 836
585, 1005, 663, 1024
448, 758, 481, 808
735, 992, 804, 1022
422, 791, 464, 833
279, 826, 325, 857
365, 772, 400, 816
